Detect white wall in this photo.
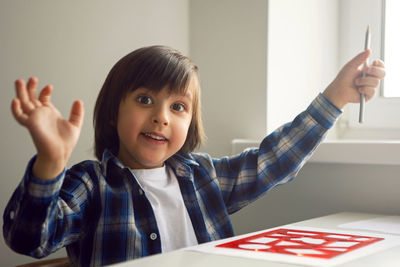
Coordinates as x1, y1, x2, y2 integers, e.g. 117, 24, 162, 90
231, 162, 400, 235
190, 0, 268, 157
267, 0, 339, 134
0, 0, 189, 265
191, 0, 340, 158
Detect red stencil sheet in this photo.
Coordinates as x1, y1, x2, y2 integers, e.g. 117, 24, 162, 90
216, 228, 384, 259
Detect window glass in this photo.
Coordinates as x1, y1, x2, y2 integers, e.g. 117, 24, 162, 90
382, 0, 400, 97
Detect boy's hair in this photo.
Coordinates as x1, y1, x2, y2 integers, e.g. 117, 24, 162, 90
93, 45, 205, 160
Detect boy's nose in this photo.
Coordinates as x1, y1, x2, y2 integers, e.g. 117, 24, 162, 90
152, 107, 169, 126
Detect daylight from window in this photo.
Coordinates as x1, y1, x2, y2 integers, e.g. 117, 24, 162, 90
383, 0, 400, 97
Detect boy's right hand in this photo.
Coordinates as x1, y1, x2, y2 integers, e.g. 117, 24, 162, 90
11, 77, 84, 180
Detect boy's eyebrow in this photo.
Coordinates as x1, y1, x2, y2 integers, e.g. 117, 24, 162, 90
173, 90, 193, 102
130, 87, 149, 95
181, 91, 193, 101
135, 86, 193, 102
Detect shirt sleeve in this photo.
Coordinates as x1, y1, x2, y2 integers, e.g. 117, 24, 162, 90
211, 93, 342, 214
3, 156, 92, 258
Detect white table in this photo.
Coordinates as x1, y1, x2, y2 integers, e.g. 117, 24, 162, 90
111, 212, 400, 267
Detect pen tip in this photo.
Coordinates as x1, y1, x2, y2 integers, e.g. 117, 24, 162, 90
367, 25, 370, 33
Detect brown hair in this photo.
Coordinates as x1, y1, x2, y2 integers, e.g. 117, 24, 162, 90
93, 45, 205, 160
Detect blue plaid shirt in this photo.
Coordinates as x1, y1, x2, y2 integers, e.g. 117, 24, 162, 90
3, 94, 341, 266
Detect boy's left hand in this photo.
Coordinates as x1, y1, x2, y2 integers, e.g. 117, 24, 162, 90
323, 49, 386, 109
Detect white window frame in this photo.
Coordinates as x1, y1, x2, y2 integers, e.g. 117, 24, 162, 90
338, 0, 400, 139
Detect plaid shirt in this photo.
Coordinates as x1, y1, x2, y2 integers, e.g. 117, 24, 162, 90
3, 94, 341, 266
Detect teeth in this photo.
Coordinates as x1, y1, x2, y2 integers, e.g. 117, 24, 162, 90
144, 133, 166, 141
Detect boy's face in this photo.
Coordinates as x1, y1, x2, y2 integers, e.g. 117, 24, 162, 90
116, 85, 193, 169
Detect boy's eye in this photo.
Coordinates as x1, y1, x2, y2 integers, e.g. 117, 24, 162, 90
171, 103, 186, 112
137, 96, 152, 105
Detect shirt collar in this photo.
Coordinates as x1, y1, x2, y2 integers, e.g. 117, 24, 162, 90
101, 149, 125, 177
100, 149, 199, 177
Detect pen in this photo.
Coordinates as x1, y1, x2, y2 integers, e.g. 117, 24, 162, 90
359, 25, 371, 123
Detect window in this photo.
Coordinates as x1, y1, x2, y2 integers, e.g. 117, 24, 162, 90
338, 0, 400, 139
233, 0, 400, 165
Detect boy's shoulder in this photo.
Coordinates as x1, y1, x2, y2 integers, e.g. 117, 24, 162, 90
69, 158, 101, 169
172, 151, 213, 167
66, 158, 103, 178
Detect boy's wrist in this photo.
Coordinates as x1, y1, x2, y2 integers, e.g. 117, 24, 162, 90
33, 155, 66, 180
322, 85, 347, 110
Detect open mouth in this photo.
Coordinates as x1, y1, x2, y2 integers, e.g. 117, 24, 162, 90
142, 132, 168, 142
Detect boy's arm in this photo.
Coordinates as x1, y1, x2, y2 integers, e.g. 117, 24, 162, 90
11, 77, 84, 179
210, 50, 385, 213
3, 157, 93, 258
4, 77, 86, 256
211, 93, 341, 213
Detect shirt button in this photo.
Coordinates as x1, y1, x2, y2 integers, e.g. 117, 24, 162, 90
9, 210, 15, 220
138, 189, 143, 195
150, 233, 157, 240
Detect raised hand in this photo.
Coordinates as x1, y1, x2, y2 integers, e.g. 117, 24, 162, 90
11, 77, 84, 180
323, 50, 386, 109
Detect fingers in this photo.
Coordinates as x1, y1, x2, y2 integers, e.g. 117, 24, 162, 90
356, 57, 385, 102
38, 85, 53, 104
11, 98, 29, 125
356, 74, 381, 101
15, 79, 36, 112
355, 75, 381, 101
366, 60, 386, 78
27, 77, 41, 106
372, 58, 385, 67
359, 87, 377, 101
15, 77, 55, 110
346, 49, 371, 70
355, 76, 381, 88
69, 100, 84, 129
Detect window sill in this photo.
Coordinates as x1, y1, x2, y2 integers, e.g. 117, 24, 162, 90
232, 139, 400, 165
309, 139, 400, 165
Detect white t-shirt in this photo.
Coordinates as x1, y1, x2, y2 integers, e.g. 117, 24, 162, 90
132, 165, 198, 252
